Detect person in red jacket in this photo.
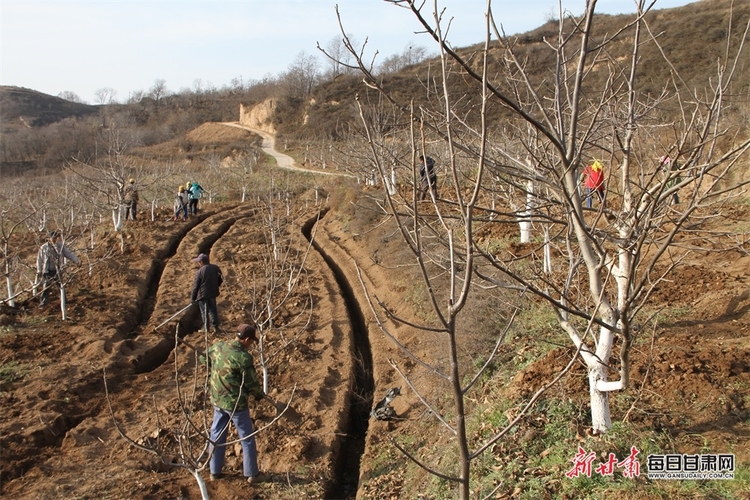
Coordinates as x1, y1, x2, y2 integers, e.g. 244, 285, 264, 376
581, 160, 605, 208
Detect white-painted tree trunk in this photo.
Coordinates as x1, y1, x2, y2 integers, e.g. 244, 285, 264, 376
519, 219, 531, 244
259, 332, 269, 394
387, 166, 397, 196
113, 207, 123, 231
519, 179, 535, 244
189, 469, 209, 500
588, 361, 612, 432
6, 275, 15, 308
543, 227, 552, 274
60, 285, 67, 321
113, 206, 125, 253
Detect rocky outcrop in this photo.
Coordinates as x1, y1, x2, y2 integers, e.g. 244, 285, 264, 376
239, 98, 277, 134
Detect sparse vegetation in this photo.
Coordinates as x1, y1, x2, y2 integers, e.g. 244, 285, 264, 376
0, 360, 29, 384
0, 1, 748, 499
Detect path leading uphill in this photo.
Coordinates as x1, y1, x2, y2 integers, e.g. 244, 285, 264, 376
221, 122, 355, 177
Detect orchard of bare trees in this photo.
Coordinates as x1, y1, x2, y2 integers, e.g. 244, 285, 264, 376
1, 1, 749, 499
323, 0, 750, 498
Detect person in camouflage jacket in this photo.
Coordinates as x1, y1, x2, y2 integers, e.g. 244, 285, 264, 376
207, 323, 269, 484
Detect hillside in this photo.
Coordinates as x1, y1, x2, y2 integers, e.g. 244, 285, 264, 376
0, 86, 98, 132
282, 0, 750, 143
0, 123, 748, 499
0, 1, 749, 499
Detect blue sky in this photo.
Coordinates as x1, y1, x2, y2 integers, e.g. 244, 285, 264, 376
1, 0, 696, 104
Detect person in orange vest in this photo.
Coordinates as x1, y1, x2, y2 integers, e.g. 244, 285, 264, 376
581, 160, 605, 208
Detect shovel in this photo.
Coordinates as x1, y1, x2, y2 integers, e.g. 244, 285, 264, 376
154, 303, 194, 331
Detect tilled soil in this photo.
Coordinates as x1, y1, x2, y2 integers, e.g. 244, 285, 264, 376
1, 124, 748, 499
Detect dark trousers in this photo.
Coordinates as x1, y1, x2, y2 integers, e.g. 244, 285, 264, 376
189, 199, 199, 215
174, 204, 188, 220
420, 175, 438, 201
198, 297, 219, 332
585, 187, 604, 208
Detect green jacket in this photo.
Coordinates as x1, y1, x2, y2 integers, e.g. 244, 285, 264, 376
208, 339, 264, 411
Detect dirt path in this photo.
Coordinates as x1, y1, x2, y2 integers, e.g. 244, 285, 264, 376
220, 122, 355, 178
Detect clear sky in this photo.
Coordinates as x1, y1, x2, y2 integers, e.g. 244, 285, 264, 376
1, 0, 696, 104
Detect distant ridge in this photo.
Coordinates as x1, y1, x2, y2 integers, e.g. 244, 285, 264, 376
0, 86, 98, 132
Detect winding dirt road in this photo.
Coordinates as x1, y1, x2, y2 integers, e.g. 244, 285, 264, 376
221, 122, 355, 178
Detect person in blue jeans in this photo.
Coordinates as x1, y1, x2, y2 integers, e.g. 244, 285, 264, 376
207, 324, 271, 484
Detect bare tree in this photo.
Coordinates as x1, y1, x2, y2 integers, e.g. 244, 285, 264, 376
228, 193, 315, 394
282, 51, 320, 99
149, 79, 170, 115
0, 191, 39, 306
336, 0, 750, 496
377, 42, 429, 74
149, 79, 169, 103
104, 328, 291, 500
57, 90, 84, 103
94, 87, 118, 105
319, 34, 359, 79
66, 126, 145, 252
213, 151, 261, 202
345, 0, 750, 439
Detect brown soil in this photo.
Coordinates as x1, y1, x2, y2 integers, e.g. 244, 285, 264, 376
1, 123, 748, 499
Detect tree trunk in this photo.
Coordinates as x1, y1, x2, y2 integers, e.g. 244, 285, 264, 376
587, 361, 612, 433
5, 275, 15, 308
519, 179, 534, 243
189, 468, 210, 500
60, 285, 67, 321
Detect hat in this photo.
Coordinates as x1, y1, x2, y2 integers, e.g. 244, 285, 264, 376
192, 253, 208, 263
237, 324, 257, 341
47, 230, 60, 238
129, 178, 135, 183
178, 185, 184, 190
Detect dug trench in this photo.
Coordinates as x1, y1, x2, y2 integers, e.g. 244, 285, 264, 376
0, 205, 246, 481
1, 200, 378, 498
304, 210, 375, 499
131, 204, 257, 374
